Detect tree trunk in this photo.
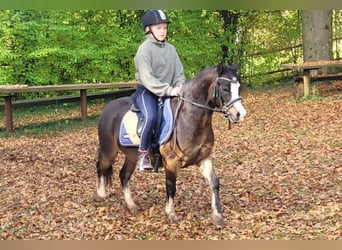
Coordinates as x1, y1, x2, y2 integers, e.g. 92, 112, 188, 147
218, 10, 240, 64
301, 10, 333, 62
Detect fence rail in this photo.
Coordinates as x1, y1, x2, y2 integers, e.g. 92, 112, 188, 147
244, 37, 342, 84
0, 82, 136, 133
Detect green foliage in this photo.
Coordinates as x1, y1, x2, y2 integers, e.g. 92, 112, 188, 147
0, 10, 341, 98
169, 10, 223, 77
240, 10, 303, 86
0, 10, 141, 86
333, 10, 342, 59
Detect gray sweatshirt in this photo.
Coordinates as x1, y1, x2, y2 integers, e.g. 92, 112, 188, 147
134, 35, 186, 96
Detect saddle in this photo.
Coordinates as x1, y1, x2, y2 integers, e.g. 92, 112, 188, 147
119, 98, 174, 148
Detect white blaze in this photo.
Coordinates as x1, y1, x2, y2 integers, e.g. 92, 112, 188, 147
230, 81, 247, 121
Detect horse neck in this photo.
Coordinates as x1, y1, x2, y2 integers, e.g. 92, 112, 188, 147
178, 77, 216, 128
183, 76, 215, 105
174, 83, 214, 143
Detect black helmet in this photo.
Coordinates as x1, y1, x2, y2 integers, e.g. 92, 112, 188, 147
142, 10, 170, 30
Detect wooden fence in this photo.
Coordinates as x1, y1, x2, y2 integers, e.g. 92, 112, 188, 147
0, 82, 136, 133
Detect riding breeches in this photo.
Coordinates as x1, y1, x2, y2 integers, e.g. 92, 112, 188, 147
131, 85, 158, 151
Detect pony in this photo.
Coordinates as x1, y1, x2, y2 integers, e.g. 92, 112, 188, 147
94, 62, 247, 227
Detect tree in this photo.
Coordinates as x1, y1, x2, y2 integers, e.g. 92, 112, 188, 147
218, 10, 241, 64
301, 10, 333, 62
1, 10, 340, 92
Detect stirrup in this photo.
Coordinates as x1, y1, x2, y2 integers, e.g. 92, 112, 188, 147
136, 152, 153, 171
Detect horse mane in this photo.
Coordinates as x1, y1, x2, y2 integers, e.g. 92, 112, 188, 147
184, 65, 217, 86
181, 63, 245, 99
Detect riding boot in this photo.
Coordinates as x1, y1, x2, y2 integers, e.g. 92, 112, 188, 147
136, 151, 153, 171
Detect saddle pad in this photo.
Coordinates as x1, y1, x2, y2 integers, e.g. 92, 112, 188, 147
119, 110, 140, 146
119, 98, 174, 147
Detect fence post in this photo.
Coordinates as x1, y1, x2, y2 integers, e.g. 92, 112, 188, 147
4, 96, 14, 133
303, 69, 310, 97
80, 89, 87, 122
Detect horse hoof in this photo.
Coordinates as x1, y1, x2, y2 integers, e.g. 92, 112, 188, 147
211, 214, 224, 228
93, 191, 105, 202
129, 208, 141, 215
128, 206, 141, 215
168, 213, 182, 224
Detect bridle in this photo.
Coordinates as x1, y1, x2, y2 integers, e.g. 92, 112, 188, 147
169, 75, 242, 159
179, 76, 243, 127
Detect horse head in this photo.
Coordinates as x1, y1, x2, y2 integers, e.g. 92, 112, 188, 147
213, 62, 247, 124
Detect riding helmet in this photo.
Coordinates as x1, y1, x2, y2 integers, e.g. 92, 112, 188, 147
142, 10, 170, 30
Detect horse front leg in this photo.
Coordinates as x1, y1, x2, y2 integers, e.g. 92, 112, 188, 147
200, 157, 224, 227
164, 164, 182, 223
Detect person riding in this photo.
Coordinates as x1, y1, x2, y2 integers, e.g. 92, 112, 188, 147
131, 10, 186, 171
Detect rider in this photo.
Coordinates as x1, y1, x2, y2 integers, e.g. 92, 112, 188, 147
131, 10, 186, 171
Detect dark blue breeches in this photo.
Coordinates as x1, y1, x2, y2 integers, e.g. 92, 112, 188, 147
131, 85, 158, 151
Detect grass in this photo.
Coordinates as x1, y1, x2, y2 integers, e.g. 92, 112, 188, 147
0, 100, 102, 138
1, 116, 99, 138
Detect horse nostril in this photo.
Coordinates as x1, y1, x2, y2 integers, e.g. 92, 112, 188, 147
236, 112, 240, 120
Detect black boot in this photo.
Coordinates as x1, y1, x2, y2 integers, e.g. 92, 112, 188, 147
136, 151, 153, 171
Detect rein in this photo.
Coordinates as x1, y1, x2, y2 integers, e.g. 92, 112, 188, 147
179, 76, 242, 114
179, 95, 243, 114
169, 75, 242, 158
179, 96, 225, 113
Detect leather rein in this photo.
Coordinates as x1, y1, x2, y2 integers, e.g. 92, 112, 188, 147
179, 76, 243, 115
168, 76, 242, 159
178, 76, 243, 129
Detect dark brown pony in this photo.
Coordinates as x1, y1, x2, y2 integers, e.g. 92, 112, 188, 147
94, 63, 247, 227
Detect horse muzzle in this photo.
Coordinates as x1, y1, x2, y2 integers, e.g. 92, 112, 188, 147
223, 98, 247, 123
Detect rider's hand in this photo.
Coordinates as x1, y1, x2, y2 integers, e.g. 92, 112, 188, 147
170, 86, 182, 96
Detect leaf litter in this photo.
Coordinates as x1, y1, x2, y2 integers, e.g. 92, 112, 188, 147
0, 82, 341, 239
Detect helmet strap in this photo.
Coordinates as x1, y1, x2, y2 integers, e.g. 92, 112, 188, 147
147, 26, 166, 43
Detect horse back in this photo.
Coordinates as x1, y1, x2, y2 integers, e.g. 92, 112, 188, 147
98, 97, 132, 151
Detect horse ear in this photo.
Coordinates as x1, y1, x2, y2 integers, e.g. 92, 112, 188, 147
230, 64, 240, 71
217, 62, 226, 75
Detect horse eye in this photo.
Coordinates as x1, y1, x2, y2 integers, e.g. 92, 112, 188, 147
221, 85, 230, 91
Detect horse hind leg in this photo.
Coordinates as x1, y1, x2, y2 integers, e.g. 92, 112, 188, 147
200, 157, 224, 227
119, 159, 140, 213
94, 151, 116, 202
